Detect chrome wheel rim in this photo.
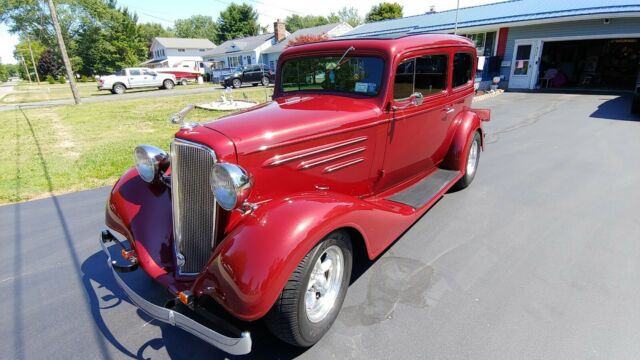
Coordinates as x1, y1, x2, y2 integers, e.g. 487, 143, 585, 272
466, 138, 479, 176
305, 245, 344, 323
233, 79, 241, 88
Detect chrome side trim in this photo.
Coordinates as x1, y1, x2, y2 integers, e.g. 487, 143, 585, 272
298, 147, 366, 170
323, 157, 365, 173
263, 136, 367, 167
99, 238, 252, 355
170, 138, 217, 276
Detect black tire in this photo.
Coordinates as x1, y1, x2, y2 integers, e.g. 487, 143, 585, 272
180, 79, 188, 86
163, 79, 175, 90
454, 131, 481, 190
232, 78, 242, 88
265, 230, 353, 347
112, 83, 126, 95
632, 94, 640, 115
261, 76, 270, 86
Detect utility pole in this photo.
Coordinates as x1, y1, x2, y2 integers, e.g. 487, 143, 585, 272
46, 0, 80, 104
26, 35, 41, 84
454, 0, 460, 35
20, 56, 32, 83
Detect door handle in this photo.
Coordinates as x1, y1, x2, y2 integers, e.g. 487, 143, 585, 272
443, 107, 455, 114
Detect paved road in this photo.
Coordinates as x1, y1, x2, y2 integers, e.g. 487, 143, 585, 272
0, 84, 267, 112
2, 93, 640, 359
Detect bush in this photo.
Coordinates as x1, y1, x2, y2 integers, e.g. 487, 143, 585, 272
47, 75, 56, 84
58, 76, 66, 84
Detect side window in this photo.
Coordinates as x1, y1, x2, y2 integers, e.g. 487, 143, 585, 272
129, 69, 141, 76
453, 53, 473, 88
415, 55, 447, 95
393, 59, 415, 99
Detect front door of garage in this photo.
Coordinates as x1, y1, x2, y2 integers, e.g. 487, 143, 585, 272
509, 40, 541, 89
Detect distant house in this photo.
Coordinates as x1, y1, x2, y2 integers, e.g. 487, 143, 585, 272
204, 30, 285, 71
341, 0, 640, 91
261, 22, 353, 71
143, 37, 216, 69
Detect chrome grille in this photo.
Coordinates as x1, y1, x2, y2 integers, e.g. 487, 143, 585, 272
170, 139, 217, 275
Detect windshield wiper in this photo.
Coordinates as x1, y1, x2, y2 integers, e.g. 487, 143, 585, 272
335, 46, 355, 69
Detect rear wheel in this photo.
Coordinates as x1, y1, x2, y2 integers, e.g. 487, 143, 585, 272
163, 79, 175, 90
265, 230, 352, 347
261, 76, 270, 86
112, 83, 126, 95
454, 131, 481, 190
180, 78, 188, 86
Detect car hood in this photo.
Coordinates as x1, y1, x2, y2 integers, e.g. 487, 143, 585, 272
203, 94, 382, 156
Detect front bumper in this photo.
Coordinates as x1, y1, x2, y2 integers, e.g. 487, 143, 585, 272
99, 231, 252, 355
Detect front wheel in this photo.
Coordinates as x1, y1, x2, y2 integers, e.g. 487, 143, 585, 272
163, 79, 175, 89
265, 230, 352, 347
232, 78, 242, 88
454, 131, 481, 190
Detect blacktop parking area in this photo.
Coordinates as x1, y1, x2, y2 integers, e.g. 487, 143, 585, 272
1, 92, 639, 359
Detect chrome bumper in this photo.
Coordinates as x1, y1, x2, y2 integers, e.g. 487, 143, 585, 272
99, 233, 252, 355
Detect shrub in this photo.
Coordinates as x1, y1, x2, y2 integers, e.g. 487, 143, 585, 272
47, 75, 56, 84
58, 76, 66, 84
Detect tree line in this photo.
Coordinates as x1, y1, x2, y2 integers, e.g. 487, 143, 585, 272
0, 0, 404, 81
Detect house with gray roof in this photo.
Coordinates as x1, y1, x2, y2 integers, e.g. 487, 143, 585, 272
261, 22, 353, 71
203, 31, 285, 71
342, 0, 640, 91
145, 37, 216, 68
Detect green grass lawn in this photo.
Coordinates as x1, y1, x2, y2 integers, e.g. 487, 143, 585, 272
0, 86, 274, 204
1, 81, 217, 104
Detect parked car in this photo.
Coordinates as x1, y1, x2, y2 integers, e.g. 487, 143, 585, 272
220, 64, 272, 88
100, 34, 490, 355
97, 68, 176, 94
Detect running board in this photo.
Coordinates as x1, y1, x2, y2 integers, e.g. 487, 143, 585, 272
386, 169, 460, 208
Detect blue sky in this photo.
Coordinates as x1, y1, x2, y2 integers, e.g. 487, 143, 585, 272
0, 0, 501, 64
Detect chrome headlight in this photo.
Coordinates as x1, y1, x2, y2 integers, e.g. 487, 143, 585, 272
133, 145, 169, 183
210, 163, 252, 210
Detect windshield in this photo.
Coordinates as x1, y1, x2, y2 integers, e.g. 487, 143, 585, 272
280, 56, 384, 96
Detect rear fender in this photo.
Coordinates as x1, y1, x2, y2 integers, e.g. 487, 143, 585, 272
193, 191, 411, 321
441, 110, 483, 171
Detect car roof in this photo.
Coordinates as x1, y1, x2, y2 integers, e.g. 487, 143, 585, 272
281, 33, 475, 59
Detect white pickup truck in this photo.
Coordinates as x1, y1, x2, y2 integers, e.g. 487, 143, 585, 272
98, 68, 176, 94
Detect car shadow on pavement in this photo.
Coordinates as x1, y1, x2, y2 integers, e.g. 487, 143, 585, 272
81, 250, 307, 359
590, 94, 640, 122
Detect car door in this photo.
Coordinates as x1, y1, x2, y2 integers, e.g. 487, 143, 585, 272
142, 69, 160, 86
378, 52, 451, 190
127, 69, 145, 88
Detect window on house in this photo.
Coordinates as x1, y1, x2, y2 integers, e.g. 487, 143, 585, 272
453, 53, 473, 88
228, 56, 241, 68
199, 49, 205, 52
178, 48, 185, 52
162, 49, 165, 56
246, 56, 252, 65
269, 61, 275, 71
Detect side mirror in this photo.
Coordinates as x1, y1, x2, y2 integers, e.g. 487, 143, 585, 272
392, 92, 424, 110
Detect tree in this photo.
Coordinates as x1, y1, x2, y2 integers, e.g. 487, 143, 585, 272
284, 14, 330, 33
37, 49, 63, 77
366, 2, 403, 23
138, 22, 173, 52
329, 7, 363, 28
13, 37, 47, 73
215, 3, 259, 43
174, 15, 217, 43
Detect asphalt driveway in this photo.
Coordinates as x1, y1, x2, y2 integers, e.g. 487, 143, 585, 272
2, 92, 639, 359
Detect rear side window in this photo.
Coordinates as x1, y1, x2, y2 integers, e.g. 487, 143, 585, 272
453, 53, 473, 88
129, 69, 141, 76
394, 54, 448, 100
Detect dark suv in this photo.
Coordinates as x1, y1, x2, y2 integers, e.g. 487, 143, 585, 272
220, 64, 273, 88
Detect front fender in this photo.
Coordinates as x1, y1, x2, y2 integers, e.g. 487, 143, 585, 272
193, 192, 413, 321
440, 109, 483, 171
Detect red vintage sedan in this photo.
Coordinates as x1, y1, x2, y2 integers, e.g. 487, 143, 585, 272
100, 33, 490, 355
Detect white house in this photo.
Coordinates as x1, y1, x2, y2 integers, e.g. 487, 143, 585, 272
203, 32, 281, 72
144, 37, 216, 68
261, 22, 353, 71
